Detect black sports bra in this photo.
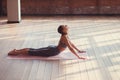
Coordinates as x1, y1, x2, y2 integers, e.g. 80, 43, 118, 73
59, 41, 67, 48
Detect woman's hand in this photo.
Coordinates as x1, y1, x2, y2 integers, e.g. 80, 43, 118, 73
78, 50, 86, 53
78, 56, 87, 60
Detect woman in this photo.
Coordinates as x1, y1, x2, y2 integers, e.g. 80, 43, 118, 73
8, 25, 86, 60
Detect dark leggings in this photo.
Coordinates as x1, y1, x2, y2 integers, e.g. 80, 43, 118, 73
28, 46, 60, 57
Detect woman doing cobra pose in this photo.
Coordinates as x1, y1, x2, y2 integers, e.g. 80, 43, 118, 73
8, 25, 86, 60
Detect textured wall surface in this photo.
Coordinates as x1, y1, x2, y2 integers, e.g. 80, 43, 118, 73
21, 0, 98, 15
0, 0, 3, 15
20, 0, 120, 15
1, 0, 120, 15
0, 0, 1, 16
1, 0, 7, 15
99, 0, 120, 14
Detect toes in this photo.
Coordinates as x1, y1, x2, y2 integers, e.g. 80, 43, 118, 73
8, 49, 17, 55
8, 51, 14, 55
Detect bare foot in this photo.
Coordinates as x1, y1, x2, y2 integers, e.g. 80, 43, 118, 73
8, 49, 18, 56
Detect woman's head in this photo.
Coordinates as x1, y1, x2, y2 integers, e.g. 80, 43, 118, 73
57, 25, 68, 35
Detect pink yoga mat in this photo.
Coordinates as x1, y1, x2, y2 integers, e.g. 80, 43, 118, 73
7, 51, 87, 60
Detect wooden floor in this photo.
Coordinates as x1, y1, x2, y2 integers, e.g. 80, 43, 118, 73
0, 16, 120, 80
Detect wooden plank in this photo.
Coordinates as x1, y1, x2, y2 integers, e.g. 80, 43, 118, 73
0, 27, 24, 80
58, 60, 66, 80
70, 60, 81, 80
99, 34, 118, 80
111, 32, 120, 79
83, 39, 97, 80
87, 28, 110, 80
43, 61, 53, 80
0, 40, 13, 80
36, 60, 46, 80
21, 60, 33, 80
50, 61, 59, 80
108, 32, 120, 80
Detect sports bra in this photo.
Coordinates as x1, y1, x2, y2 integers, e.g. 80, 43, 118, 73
59, 41, 67, 48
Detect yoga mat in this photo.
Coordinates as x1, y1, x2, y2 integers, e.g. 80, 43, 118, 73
7, 51, 87, 60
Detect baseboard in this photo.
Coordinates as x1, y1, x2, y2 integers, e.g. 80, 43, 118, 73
7, 20, 21, 23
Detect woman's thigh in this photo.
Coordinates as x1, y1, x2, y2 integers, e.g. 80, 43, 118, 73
28, 47, 52, 57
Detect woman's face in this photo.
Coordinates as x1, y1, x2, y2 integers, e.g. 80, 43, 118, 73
63, 25, 69, 34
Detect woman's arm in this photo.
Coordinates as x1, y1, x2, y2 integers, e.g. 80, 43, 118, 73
70, 42, 86, 53
67, 37, 86, 53
63, 36, 86, 59
70, 42, 80, 51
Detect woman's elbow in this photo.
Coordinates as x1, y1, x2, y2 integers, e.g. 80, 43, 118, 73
69, 47, 74, 51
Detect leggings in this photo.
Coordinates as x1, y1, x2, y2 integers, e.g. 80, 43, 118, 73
28, 46, 60, 57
